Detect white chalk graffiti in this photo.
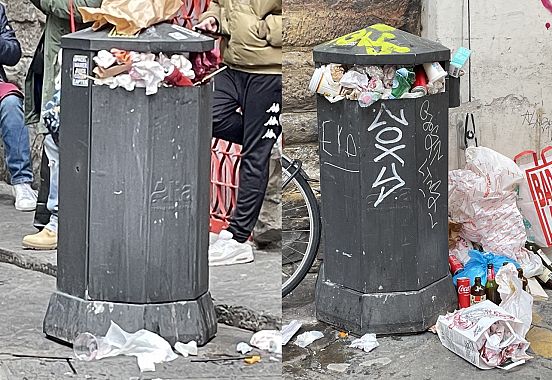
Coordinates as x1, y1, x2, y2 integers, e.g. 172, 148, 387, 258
321, 120, 360, 173
369, 104, 408, 207
418, 100, 443, 229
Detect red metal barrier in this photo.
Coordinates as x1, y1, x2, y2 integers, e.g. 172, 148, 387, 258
210, 138, 242, 233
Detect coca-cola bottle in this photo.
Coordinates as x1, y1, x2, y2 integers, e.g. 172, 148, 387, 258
470, 277, 486, 306
485, 264, 500, 305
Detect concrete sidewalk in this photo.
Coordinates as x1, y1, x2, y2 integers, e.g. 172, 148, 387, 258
0, 263, 281, 379
0, 182, 281, 332
283, 271, 552, 379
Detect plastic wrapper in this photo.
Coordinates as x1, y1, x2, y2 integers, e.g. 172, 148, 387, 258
496, 264, 533, 337
174, 341, 198, 357
329, 64, 345, 82
282, 320, 302, 346
349, 333, 379, 353
236, 342, 253, 354
79, 321, 178, 372
382, 65, 396, 88
367, 77, 384, 93
449, 236, 473, 265
93, 50, 117, 68
452, 250, 518, 286
250, 330, 282, 354
79, 0, 182, 35
294, 331, 323, 348
365, 65, 384, 80
339, 70, 369, 91
436, 300, 531, 369
358, 92, 382, 108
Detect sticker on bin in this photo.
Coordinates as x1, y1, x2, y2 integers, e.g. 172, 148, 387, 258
72, 55, 89, 87
168, 32, 189, 40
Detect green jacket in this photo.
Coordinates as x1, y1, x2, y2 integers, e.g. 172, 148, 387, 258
25, 0, 101, 133
200, 0, 281, 75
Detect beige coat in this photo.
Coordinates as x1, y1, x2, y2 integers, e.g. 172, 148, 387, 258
200, 0, 281, 75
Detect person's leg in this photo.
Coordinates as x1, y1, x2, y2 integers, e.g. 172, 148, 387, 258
212, 68, 244, 144
226, 73, 282, 243
43, 134, 59, 233
22, 134, 58, 250
0, 95, 36, 211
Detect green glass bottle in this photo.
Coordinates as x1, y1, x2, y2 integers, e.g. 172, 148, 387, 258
485, 264, 499, 305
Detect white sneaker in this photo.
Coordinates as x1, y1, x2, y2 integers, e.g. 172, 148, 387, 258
13, 183, 38, 212
209, 230, 254, 266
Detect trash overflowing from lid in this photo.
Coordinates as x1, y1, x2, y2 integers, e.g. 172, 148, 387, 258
308, 61, 448, 106
91, 47, 221, 95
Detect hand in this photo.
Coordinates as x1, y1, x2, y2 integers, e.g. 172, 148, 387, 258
194, 17, 218, 32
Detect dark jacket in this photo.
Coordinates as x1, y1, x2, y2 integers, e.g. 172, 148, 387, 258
0, 3, 22, 83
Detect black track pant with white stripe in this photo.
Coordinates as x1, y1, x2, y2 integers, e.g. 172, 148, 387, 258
212, 67, 282, 243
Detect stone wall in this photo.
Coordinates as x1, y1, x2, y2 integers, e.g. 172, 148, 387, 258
282, 0, 422, 179
0, 0, 45, 186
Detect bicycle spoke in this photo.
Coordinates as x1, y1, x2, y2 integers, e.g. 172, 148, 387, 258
283, 245, 306, 257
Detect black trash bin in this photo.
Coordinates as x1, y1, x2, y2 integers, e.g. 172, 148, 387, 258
43, 24, 217, 345
313, 24, 459, 335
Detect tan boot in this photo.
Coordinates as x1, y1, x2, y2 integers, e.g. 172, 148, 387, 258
22, 228, 57, 250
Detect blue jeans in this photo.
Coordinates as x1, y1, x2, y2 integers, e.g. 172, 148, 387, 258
44, 134, 58, 233
0, 95, 33, 185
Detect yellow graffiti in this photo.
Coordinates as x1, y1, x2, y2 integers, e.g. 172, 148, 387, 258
332, 24, 411, 56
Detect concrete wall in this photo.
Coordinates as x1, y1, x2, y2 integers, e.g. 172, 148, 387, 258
282, 0, 422, 179
422, 0, 552, 169
0, 1, 45, 186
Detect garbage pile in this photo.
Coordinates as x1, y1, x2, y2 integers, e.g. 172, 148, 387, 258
308, 61, 447, 106
438, 145, 552, 369
92, 48, 220, 95
73, 322, 282, 372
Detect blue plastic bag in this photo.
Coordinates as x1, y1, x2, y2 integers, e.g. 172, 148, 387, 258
452, 250, 519, 286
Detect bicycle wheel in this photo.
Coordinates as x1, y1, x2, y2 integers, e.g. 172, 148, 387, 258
282, 155, 321, 297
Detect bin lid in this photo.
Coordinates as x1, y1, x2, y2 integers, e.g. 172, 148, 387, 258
61, 23, 214, 53
313, 24, 450, 66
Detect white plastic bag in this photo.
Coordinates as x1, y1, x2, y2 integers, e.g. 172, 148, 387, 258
448, 146, 528, 260
349, 333, 379, 353
465, 147, 524, 192
294, 331, 323, 348
515, 248, 543, 278
496, 264, 533, 338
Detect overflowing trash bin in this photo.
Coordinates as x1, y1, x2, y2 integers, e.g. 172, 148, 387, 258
312, 24, 460, 335
43, 24, 217, 346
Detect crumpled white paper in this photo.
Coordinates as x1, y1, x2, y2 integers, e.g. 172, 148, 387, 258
93, 321, 178, 372
294, 331, 323, 348
496, 263, 533, 338
236, 342, 253, 354
281, 320, 302, 346
339, 70, 369, 91
174, 341, 198, 357
349, 333, 379, 353
130, 54, 166, 96
93, 50, 117, 68
250, 330, 282, 354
